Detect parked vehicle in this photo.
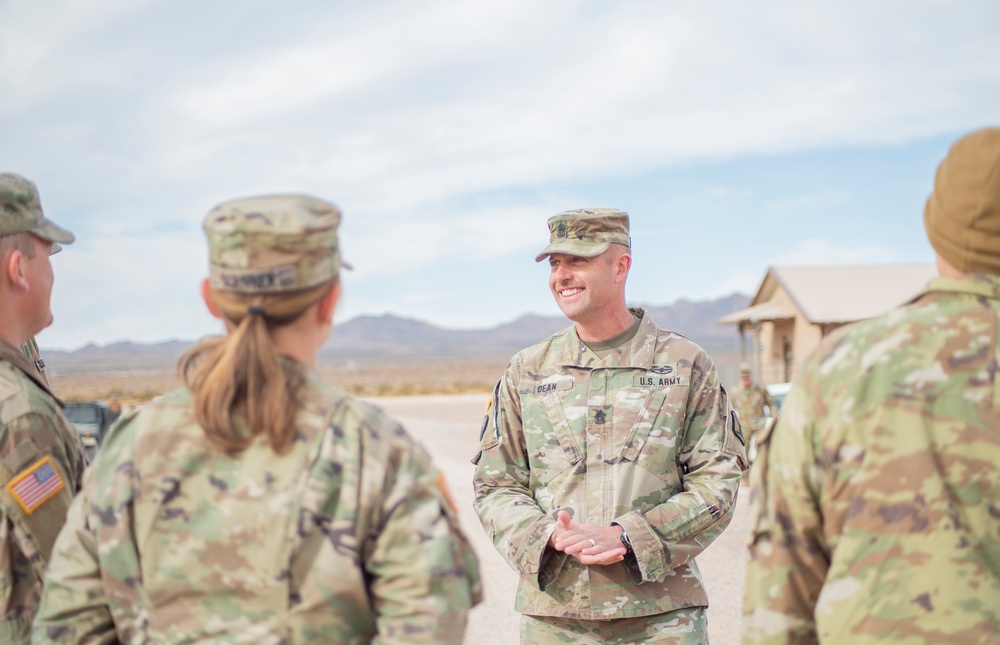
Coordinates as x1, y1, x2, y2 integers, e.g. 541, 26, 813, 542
63, 401, 120, 459
766, 382, 792, 412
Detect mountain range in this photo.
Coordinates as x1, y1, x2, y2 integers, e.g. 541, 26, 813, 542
43, 293, 749, 372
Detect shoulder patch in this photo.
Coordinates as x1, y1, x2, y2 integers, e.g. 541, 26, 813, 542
7, 456, 65, 515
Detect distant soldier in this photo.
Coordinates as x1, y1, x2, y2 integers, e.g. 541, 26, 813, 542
731, 363, 777, 463
474, 208, 747, 643
0, 172, 86, 644
743, 127, 1000, 642
33, 194, 482, 643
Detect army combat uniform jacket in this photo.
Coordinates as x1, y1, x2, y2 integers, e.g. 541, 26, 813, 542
0, 339, 86, 644
33, 364, 482, 644
473, 309, 747, 620
743, 276, 1000, 643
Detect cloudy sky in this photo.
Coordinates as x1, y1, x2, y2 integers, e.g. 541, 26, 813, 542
2, 0, 998, 350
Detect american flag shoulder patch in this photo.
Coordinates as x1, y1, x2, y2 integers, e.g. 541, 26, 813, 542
7, 456, 65, 515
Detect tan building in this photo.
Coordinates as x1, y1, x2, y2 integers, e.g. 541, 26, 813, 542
719, 264, 936, 385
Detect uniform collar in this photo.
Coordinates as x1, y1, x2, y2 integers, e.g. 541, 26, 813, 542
912, 274, 1000, 303
0, 337, 61, 404
552, 307, 657, 369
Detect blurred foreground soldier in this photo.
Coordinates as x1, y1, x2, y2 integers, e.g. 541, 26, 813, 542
731, 363, 777, 463
33, 194, 482, 643
743, 127, 1000, 643
0, 173, 84, 644
473, 208, 748, 644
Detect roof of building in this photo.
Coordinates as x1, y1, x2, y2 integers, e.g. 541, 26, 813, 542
718, 300, 795, 325
720, 263, 937, 326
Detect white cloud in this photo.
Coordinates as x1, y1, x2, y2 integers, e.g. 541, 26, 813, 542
0, 0, 150, 116
3, 0, 998, 345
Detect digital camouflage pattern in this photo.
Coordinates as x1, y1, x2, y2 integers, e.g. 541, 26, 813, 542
520, 606, 707, 644
731, 383, 776, 445
0, 173, 74, 244
204, 194, 347, 294
474, 308, 747, 622
33, 362, 482, 644
744, 275, 1000, 643
0, 338, 86, 644
534, 208, 631, 262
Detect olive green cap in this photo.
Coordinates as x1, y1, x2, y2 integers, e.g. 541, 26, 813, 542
535, 207, 630, 262
0, 172, 75, 247
924, 127, 1000, 275
204, 193, 350, 293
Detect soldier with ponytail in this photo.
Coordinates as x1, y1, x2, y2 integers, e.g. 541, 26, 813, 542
33, 194, 482, 644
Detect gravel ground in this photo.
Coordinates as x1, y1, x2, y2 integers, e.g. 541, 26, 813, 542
373, 394, 750, 645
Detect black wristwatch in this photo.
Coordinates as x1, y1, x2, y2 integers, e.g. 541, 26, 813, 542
616, 524, 633, 555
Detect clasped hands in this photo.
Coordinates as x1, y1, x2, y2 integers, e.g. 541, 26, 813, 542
548, 509, 626, 566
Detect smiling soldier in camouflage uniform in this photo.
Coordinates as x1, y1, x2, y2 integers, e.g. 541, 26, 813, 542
0, 173, 85, 644
33, 193, 481, 644
743, 127, 1000, 643
474, 208, 748, 644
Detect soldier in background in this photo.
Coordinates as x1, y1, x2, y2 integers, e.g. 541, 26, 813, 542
0, 173, 86, 644
474, 208, 747, 643
743, 127, 1000, 642
34, 194, 481, 643
731, 363, 777, 464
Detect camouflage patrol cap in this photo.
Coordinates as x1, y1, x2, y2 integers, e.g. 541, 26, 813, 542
924, 127, 1000, 275
0, 173, 75, 246
534, 207, 631, 262
739, 363, 752, 376
204, 194, 349, 294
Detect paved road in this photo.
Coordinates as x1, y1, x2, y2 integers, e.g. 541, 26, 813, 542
372, 394, 750, 645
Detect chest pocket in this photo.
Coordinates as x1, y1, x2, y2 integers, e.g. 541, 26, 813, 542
620, 385, 689, 483
525, 393, 584, 487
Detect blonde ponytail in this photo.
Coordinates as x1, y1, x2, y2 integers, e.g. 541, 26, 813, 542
180, 279, 336, 455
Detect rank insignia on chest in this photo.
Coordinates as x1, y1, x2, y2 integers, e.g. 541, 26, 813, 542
590, 405, 611, 426
7, 456, 65, 515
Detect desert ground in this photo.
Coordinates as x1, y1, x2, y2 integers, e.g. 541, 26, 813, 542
48, 357, 511, 404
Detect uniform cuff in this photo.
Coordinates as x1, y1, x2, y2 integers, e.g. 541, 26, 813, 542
612, 510, 667, 582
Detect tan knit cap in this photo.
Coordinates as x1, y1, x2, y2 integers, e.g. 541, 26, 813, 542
924, 127, 1000, 275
